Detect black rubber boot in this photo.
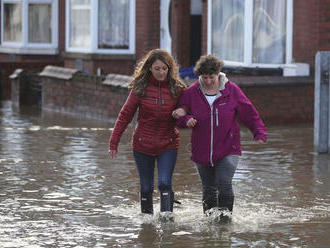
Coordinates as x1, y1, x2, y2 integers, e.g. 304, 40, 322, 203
203, 196, 218, 215
160, 191, 174, 212
218, 195, 234, 212
141, 192, 153, 214
217, 195, 234, 223
159, 191, 174, 222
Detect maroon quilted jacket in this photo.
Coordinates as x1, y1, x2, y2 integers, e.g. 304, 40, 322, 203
109, 76, 181, 156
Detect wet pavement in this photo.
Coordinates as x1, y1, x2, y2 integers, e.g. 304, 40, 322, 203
0, 100, 329, 248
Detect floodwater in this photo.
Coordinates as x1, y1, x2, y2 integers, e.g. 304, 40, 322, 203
0, 100, 329, 248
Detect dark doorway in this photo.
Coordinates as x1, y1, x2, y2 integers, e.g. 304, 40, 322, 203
189, 0, 202, 66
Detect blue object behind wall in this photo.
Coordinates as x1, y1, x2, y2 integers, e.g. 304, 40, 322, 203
179, 67, 198, 80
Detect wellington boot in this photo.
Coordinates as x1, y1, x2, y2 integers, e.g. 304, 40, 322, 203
216, 195, 234, 224
203, 197, 218, 214
141, 192, 153, 214
160, 191, 174, 212
159, 191, 174, 222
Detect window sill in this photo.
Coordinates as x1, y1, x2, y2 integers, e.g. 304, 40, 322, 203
283, 63, 310, 77
230, 75, 313, 87
63, 52, 136, 60
0, 46, 58, 55
222, 63, 310, 77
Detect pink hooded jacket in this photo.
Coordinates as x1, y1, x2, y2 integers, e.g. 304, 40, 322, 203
177, 73, 267, 166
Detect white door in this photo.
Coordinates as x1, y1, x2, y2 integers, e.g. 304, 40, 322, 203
160, 0, 172, 54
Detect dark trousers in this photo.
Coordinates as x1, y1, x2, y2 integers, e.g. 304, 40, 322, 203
195, 155, 239, 212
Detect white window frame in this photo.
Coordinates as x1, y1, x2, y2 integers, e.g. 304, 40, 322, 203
0, 0, 58, 54
207, 0, 293, 69
65, 0, 136, 55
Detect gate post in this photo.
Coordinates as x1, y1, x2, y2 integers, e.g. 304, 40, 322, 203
314, 51, 330, 153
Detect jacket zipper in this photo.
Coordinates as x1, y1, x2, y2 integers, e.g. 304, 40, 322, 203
158, 82, 162, 105
210, 105, 214, 167
216, 108, 219, 127
200, 88, 222, 167
157, 82, 162, 142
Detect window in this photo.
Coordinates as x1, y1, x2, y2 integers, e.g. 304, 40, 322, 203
0, 0, 58, 54
28, 4, 52, 43
3, 3, 22, 43
66, 0, 135, 54
208, 0, 293, 68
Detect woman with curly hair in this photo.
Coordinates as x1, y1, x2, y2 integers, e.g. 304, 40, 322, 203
109, 49, 186, 216
173, 54, 267, 222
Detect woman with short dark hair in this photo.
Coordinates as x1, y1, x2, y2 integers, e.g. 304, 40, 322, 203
173, 54, 267, 222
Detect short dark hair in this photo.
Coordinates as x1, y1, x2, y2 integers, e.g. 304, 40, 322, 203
194, 55, 224, 76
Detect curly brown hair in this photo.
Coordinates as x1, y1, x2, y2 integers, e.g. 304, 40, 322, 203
128, 49, 186, 97
194, 55, 224, 76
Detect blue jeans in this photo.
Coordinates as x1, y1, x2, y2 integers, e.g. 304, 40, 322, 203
133, 149, 177, 194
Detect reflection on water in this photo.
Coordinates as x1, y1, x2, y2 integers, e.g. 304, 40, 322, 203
0, 100, 329, 248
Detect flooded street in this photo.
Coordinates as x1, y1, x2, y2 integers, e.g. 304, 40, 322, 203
0, 100, 329, 248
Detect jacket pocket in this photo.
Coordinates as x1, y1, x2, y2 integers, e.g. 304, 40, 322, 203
229, 131, 240, 151
134, 135, 154, 150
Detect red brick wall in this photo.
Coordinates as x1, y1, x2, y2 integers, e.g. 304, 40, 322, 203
41, 74, 129, 120
242, 84, 314, 124
171, 0, 191, 68
292, 0, 330, 70
0, 61, 63, 99
318, 0, 330, 51
60, 0, 329, 75
1, 0, 329, 100
135, 0, 160, 60
293, 0, 320, 69
201, 0, 208, 55
229, 75, 314, 124
63, 58, 136, 76
36, 71, 314, 124
58, 0, 65, 52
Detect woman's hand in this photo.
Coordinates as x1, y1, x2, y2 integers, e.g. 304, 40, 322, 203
109, 149, 118, 158
256, 139, 265, 144
187, 118, 197, 128
172, 108, 186, 119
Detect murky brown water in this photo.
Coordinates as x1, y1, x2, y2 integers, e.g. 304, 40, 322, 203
0, 100, 329, 248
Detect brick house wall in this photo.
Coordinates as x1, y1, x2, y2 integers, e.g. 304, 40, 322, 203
1, 0, 329, 77
171, 0, 191, 68
1, 0, 329, 73
5, 66, 312, 124
0, 0, 65, 99
201, 0, 208, 55
1, 0, 329, 106
63, 0, 162, 76
198, 0, 330, 73
293, 0, 320, 71
236, 78, 314, 123
64, 0, 329, 73
10, 66, 314, 125
318, 0, 330, 51
33, 69, 312, 124
135, 0, 160, 59
0, 61, 63, 99
291, 0, 330, 72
